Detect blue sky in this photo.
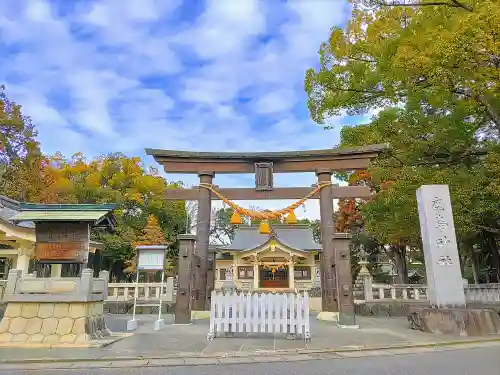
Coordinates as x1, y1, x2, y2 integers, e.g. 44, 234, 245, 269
0, 0, 370, 220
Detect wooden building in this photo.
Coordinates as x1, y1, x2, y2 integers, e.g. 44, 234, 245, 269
214, 224, 321, 291
0, 195, 114, 279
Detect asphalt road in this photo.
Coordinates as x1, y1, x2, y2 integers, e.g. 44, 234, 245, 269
1, 345, 499, 375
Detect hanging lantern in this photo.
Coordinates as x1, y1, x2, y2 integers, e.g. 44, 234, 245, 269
284, 210, 298, 224
259, 220, 271, 234
230, 211, 243, 225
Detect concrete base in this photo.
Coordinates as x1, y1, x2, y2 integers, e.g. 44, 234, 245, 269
408, 307, 500, 337
126, 319, 138, 331
191, 310, 211, 320
154, 319, 164, 331
317, 311, 339, 322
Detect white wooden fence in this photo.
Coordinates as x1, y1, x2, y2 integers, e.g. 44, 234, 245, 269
207, 290, 311, 341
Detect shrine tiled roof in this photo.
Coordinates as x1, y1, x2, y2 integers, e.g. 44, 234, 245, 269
0, 195, 34, 228
9, 202, 118, 227
219, 224, 320, 252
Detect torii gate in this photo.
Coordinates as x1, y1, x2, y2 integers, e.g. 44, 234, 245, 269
146, 144, 386, 323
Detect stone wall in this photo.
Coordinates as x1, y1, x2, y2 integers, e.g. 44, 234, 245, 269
355, 301, 429, 317
0, 301, 109, 345
0, 268, 110, 346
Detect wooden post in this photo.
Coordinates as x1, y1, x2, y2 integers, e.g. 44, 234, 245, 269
175, 234, 196, 324
194, 171, 214, 311
333, 233, 356, 325
316, 169, 337, 312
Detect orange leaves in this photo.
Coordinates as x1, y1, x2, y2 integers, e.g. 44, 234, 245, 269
335, 198, 362, 233
132, 215, 166, 248
380, 180, 395, 192
348, 170, 372, 185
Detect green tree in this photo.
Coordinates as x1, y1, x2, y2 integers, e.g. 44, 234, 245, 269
210, 207, 240, 245
305, 0, 500, 282
305, 1, 500, 134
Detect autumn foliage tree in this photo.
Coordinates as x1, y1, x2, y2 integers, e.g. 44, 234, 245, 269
40, 153, 187, 280
0, 86, 44, 201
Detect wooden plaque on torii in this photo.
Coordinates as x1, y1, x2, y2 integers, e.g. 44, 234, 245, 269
146, 144, 387, 316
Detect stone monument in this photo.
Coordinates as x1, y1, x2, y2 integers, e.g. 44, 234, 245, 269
0, 203, 121, 346
417, 185, 465, 307
409, 185, 500, 336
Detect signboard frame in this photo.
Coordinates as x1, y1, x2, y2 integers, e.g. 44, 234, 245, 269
136, 248, 167, 271
127, 245, 169, 332
35, 222, 90, 264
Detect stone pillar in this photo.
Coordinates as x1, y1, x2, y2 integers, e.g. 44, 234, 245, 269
16, 244, 33, 276
175, 234, 196, 324
363, 274, 373, 301
416, 185, 465, 307
194, 172, 214, 311
99, 270, 109, 300
5, 269, 22, 295
51, 264, 62, 278
253, 262, 259, 289
333, 233, 356, 326
316, 170, 337, 312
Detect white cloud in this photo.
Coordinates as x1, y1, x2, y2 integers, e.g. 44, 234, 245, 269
0, 0, 354, 219
178, 0, 266, 59
254, 90, 297, 114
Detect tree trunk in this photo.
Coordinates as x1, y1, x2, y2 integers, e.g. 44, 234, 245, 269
391, 245, 409, 284
484, 233, 500, 283
470, 252, 480, 284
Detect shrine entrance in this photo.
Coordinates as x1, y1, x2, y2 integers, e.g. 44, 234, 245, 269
146, 144, 386, 326
260, 265, 288, 289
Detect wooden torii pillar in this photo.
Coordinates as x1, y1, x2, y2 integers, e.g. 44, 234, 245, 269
146, 145, 386, 315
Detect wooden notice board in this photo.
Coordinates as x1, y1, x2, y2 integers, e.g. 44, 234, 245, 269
35, 222, 90, 263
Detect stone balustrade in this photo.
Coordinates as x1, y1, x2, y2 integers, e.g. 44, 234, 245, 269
2, 277, 499, 306
107, 278, 175, 302
358, 280, 500, 305
465, 283, 500, 303
3, 269, 108, 303
358, 283, 429, 303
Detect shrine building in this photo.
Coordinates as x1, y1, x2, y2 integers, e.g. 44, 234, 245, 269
214, 224, 321, 291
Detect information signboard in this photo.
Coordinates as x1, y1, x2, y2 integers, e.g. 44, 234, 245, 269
137, 249, 166, 271
35, 222, 90, 263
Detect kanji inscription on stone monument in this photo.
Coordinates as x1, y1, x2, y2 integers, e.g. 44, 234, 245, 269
416, 185, 465, 307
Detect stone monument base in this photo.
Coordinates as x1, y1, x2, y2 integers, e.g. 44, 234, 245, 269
0, 301, 111, 345
0, 269, 123, 347
408, 307, 500, 337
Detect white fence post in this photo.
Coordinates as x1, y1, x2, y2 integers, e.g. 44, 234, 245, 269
207, 290, 311, 342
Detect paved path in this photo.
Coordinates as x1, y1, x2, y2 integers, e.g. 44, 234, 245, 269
0, 344, 498, 374
0, 313, 496, 363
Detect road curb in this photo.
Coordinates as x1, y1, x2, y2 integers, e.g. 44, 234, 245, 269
1, 336, 500, 366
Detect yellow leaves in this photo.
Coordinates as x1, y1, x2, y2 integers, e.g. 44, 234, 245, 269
128, 192, 143, 204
